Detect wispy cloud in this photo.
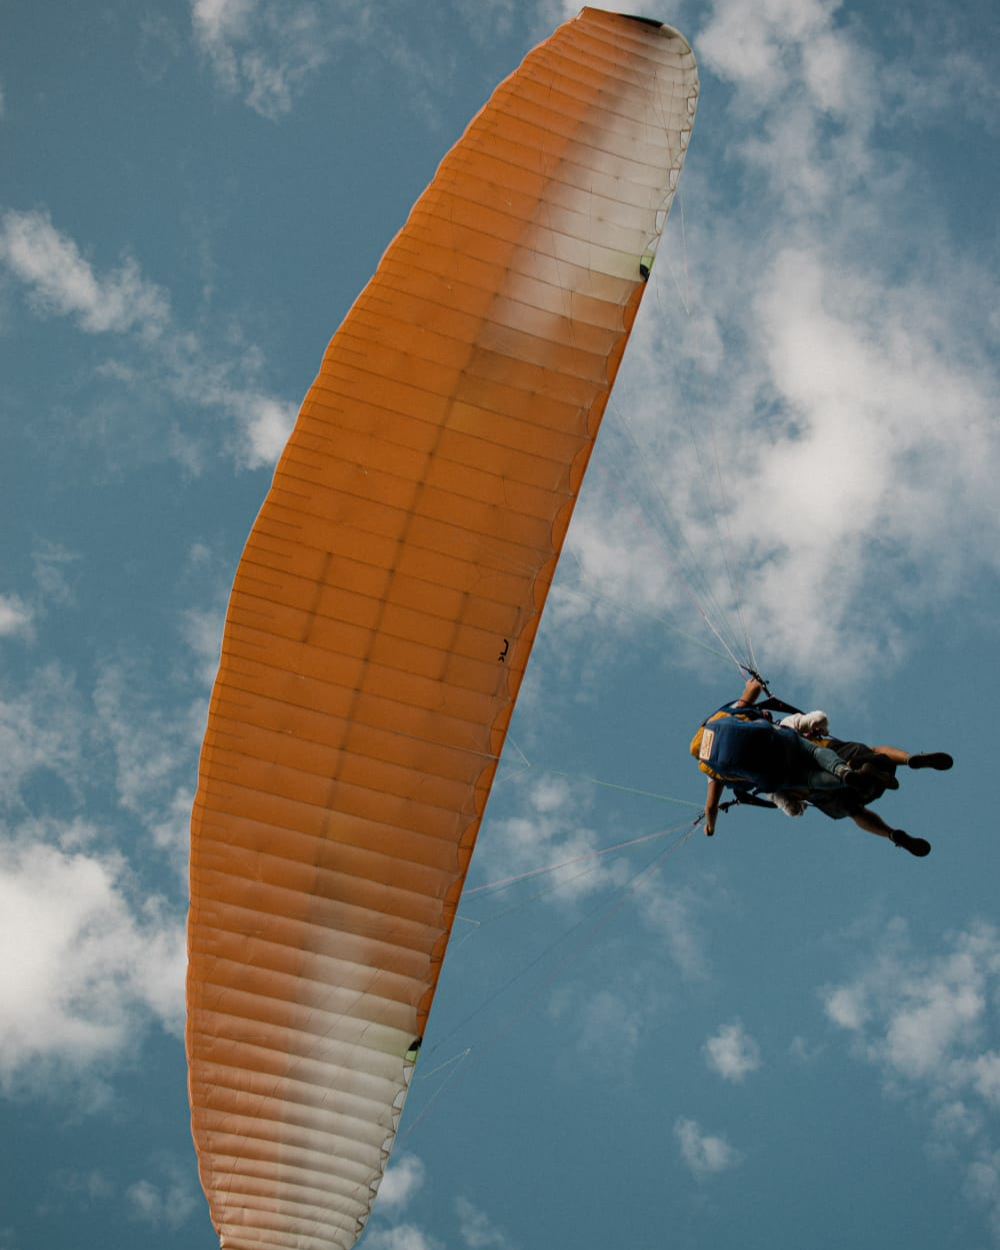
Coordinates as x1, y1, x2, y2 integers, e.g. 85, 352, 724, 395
470, 766, 708, 986
548, 976, 651, 1076
455, 1196, 513, 1250
149, 785, 197, 884
0, 208, 295, 471
474, 773, 624, 903
179, 601, 226, 690
0, 663, 84, 805
367, 1163, 513, 1250
189, 0, 564, 119
674, 1116, 742, 1177
632, 874, 712, 984
0, 210, 169, 337
126, 1159, 200, 1229
92, 660, 202, 819
32, 540, 80, 608
191, 0, 330, 118
0, 544, 85, 651
878, 8, 1000, 133
86, 654, 209, 880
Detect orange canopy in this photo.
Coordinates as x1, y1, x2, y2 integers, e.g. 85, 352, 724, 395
187, 10, 698, 1248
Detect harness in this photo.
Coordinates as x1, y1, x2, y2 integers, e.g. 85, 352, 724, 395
690, 695, 807, 806
690, 703, 774, 783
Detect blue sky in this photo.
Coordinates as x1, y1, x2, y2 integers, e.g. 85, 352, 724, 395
2, 2, 999, 1249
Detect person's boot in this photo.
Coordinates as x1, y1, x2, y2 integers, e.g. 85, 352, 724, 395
890, 829, 931, 857
908, 752, 953, 770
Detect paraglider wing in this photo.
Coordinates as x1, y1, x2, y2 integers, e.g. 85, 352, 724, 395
186, 9, 698, 1248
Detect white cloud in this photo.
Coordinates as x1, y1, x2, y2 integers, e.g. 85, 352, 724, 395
0, 594, 33, 640
674, 1116, 742, 1177
823, 921, 999, 1079
193, 0, 253, 46
0, 838, 186, 1092
747, 248, 998, 614
884, 979, 983, 1080
377, 1155, 426, 1212
554, 0, 1000, 687
823, 920, 1000, 1235
0, 210, 168, 337
239, 394, 297, 468
704, 1020, 762, 1082
698, 0, 863, 117
363, 1225, 442, 1250
824, 983, 868, 1032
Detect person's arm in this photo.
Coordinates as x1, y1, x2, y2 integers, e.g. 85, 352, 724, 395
735, 676, 762, 707
704, 776, 723, 835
